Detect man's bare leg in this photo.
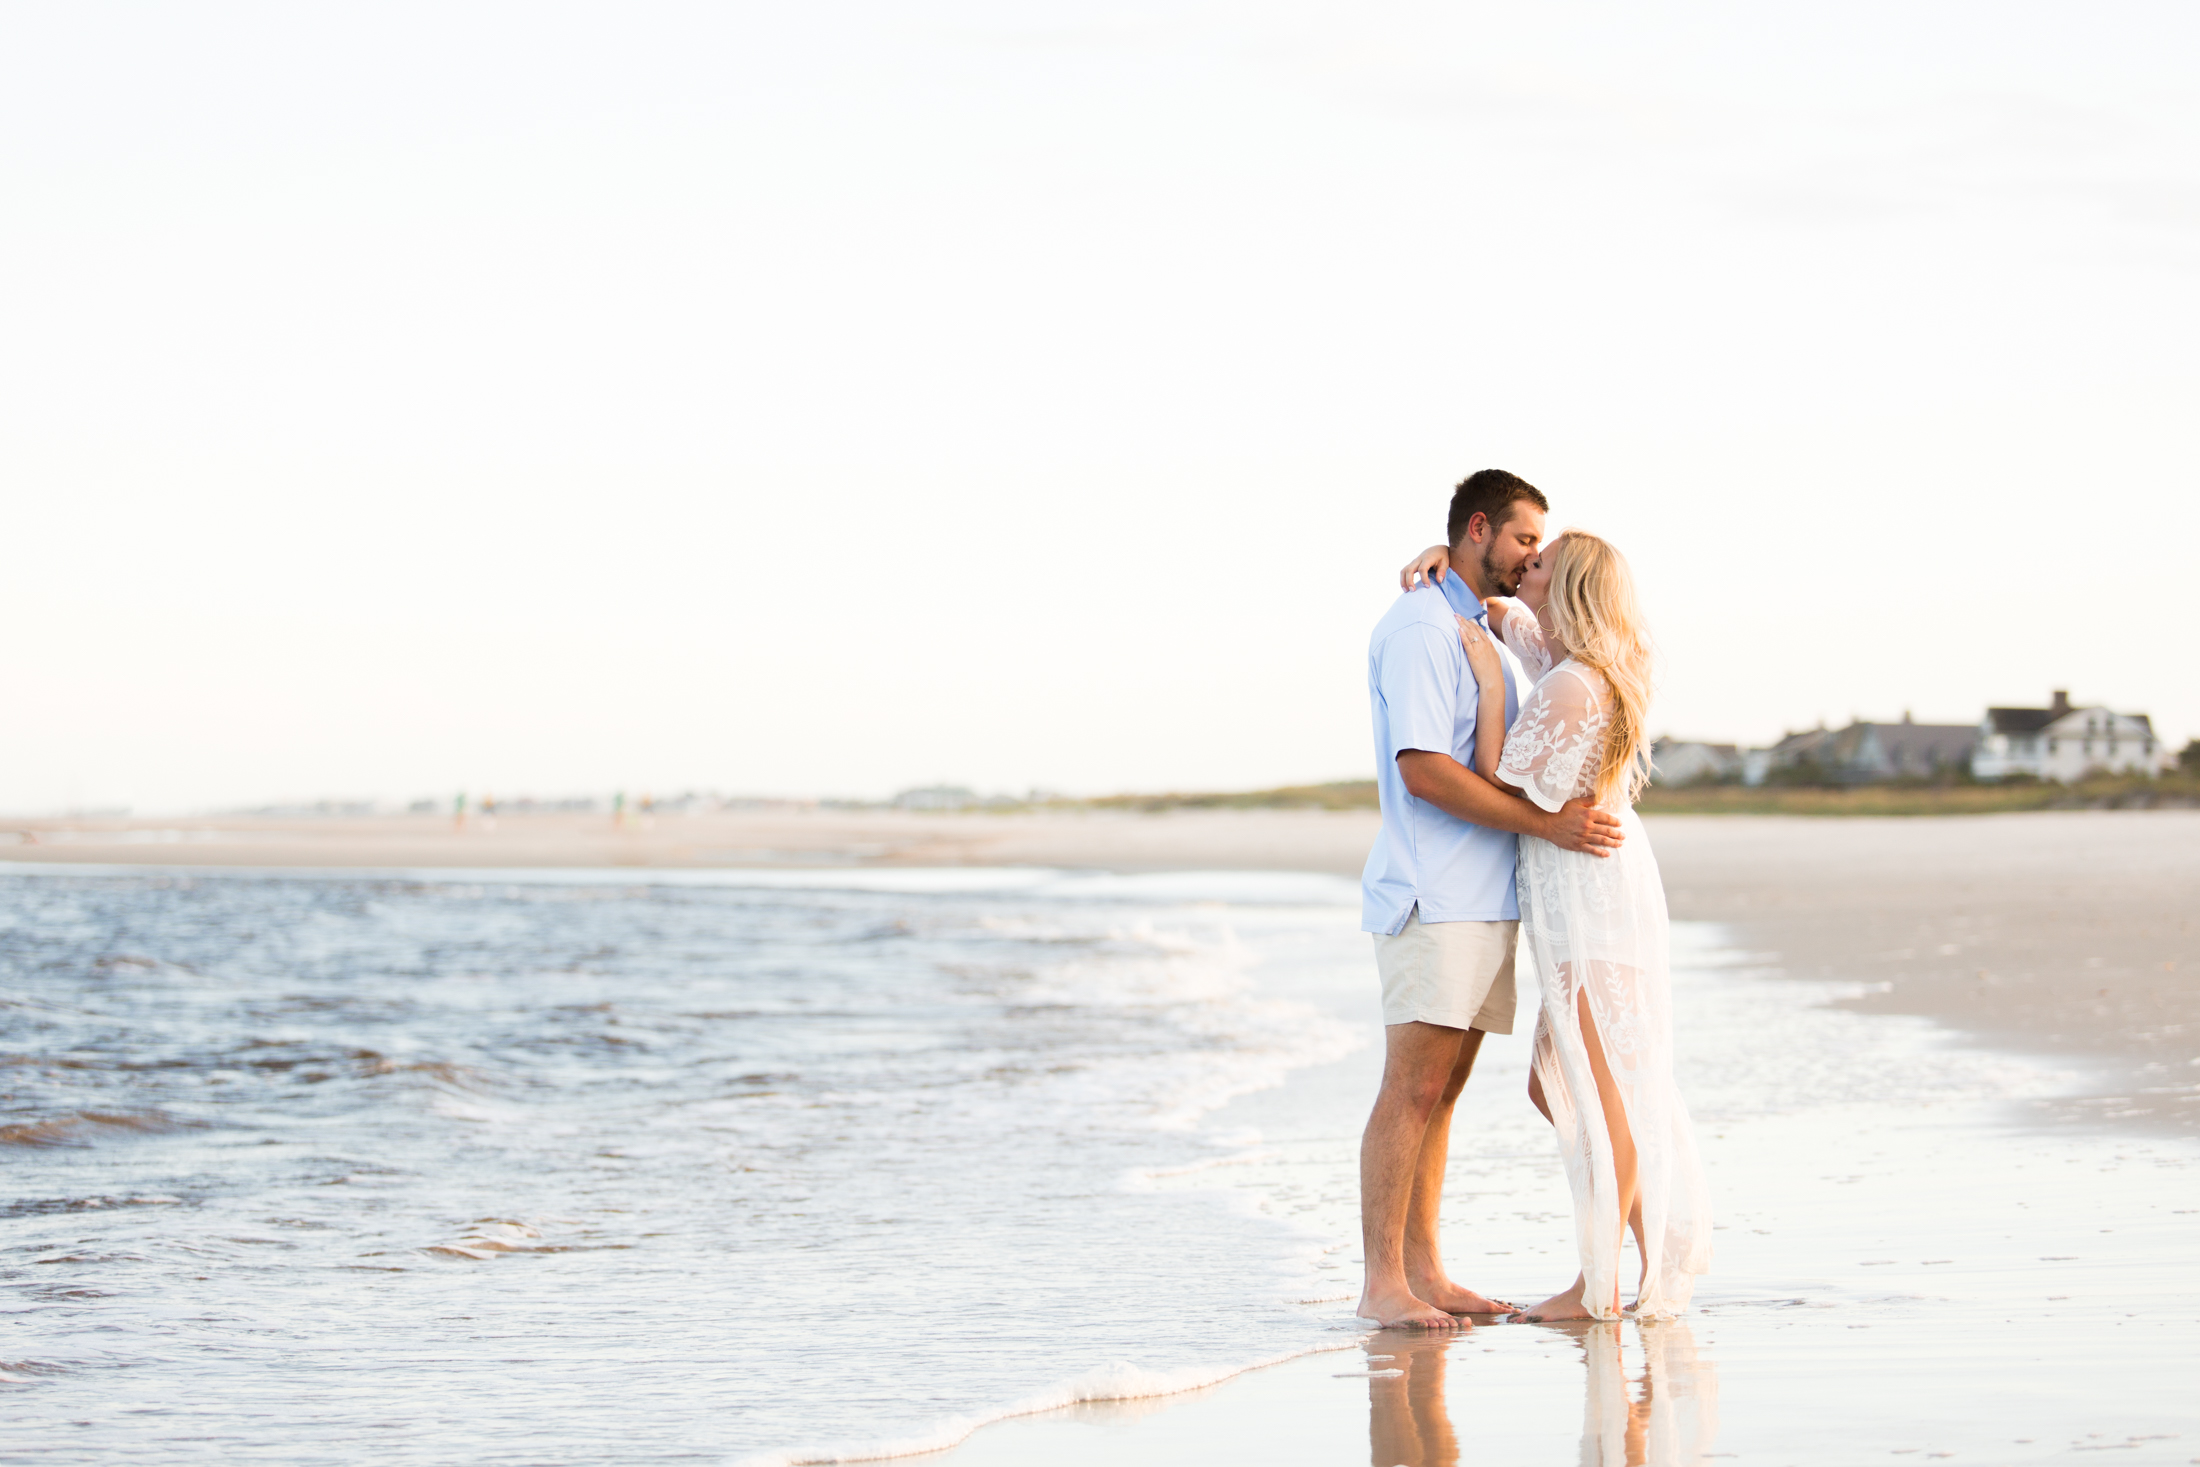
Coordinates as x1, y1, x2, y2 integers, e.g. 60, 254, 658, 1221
1402, 1029, 1514, 1314
1358, 1022, 1476, 1329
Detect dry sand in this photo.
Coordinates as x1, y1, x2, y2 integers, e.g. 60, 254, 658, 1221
2, 806, 1382, 874
9, 805, 2196, 1129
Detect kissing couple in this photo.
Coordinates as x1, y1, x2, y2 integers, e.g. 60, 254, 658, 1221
1356, 468, 1712, 1328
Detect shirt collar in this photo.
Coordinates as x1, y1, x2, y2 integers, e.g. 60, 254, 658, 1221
1437, 570, 1486, 624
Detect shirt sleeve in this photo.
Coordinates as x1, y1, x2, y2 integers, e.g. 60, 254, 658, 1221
1495, 666, 1606, 812
1375, 621, 1468, 761
1492, 598, 1554, 683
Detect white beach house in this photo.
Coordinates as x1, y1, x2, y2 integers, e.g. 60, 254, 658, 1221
1971, 691, 2166, 781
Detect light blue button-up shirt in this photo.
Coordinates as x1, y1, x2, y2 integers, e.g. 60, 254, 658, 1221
1359, 572, 1531, 935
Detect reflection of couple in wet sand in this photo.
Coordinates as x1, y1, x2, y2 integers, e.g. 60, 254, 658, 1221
1358, 469, 1712, 1327
1366, 1321, 1719, 1467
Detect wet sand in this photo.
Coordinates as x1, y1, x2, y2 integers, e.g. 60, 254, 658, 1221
916, 902, 2200, 1467
12, 807, 2197, 1129
1647, 812, 2200, 1135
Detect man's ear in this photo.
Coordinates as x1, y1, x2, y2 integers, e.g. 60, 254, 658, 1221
1462, 511, 1490, 547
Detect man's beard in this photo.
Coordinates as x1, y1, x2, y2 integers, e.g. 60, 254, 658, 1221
1481, 542, 1523, 595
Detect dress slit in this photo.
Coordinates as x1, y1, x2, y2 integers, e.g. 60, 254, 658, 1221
1490, 646, 1711, 1318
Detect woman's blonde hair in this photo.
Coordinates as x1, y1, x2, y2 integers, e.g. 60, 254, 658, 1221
1542, 531, 1656, 806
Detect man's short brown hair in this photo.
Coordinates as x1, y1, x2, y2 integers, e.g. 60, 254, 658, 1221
1446, 469, 1549, 549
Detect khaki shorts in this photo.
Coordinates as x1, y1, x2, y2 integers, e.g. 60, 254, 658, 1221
1372, 909, 1519, 1034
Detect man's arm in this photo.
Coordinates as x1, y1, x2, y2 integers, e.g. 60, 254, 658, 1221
1397, 750, 1623, 855
1373, 618, 1620, 854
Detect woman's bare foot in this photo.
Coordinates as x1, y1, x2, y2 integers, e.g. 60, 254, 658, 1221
1356, 1284, 1469, 1329
1507, 1273, 1606, 1323
1410, 1276, 1519, 1315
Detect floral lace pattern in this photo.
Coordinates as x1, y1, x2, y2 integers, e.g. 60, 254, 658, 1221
1496, 662, 1609, 813
1491, 597, 1555, 682
1504, 660, 1713, 1319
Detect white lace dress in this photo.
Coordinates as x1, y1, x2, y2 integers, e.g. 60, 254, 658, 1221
1492, 603, 1713, 1319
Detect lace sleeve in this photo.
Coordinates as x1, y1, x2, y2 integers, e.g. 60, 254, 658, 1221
1492, 598, 1554, 682
1495, 665, 1608, 813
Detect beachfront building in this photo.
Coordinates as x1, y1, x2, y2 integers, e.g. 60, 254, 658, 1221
892, 784, 980, 810
1829, 716, 1978, 782
1971, 691, 2166, 782
1650, 738, 1742, 785
1745, 715, 1977, 785
1747, 725, 1832, 784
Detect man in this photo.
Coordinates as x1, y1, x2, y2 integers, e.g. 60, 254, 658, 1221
1356, 468, 1626, 1329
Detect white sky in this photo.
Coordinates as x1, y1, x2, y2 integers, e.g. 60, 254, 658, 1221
3, 2, 2196, 812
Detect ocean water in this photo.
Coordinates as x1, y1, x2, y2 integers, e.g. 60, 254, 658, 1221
1, 865, 1371, 1465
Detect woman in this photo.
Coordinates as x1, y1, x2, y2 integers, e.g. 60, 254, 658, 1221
1399, 533, 1711, 1321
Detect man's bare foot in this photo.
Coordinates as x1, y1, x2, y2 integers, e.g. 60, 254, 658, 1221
1356, 1284, 1468, 1329
1507, 1273, 1608, 1323
1409, 1277, 1518, 1315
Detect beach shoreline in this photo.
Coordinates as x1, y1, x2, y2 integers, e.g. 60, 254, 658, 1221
9, 814, 2195, 1465
0, 806, 1383, 875
8, 806, 2195, 1133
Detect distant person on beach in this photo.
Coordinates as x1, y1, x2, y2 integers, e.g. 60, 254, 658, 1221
1398, 527, 1714, 1320
1356, 469, 1626, 1330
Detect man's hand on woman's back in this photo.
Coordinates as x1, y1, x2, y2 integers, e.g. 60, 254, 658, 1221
1544, 800, 1625, 855
1396, 753, 1624, 858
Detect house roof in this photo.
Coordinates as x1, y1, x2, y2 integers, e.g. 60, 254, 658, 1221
1653, 739, 1739, 756
1814, 722, 1972, 767
1987, 707, 2058, 735
1993, 705, 2157, 736
1817, 724, 1872, 764
1770, 728, 1831, 756
2043, 708, 2155, 736
1870, 723, 1977, 764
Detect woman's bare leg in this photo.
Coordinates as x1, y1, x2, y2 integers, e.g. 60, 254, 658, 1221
1516, 987, 1639, 1321
1519, 1062, 1592, 1318
1627, 1191, 1649, 1305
